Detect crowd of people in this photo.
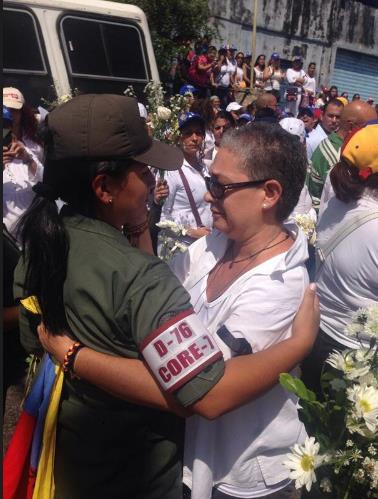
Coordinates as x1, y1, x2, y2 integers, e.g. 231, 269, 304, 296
2, 34, 378, 499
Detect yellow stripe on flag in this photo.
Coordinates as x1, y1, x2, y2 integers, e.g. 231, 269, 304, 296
20, 296, 41, 315
32, 365, 64, 499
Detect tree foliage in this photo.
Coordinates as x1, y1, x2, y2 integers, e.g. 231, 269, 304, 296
113, 0, 218, 78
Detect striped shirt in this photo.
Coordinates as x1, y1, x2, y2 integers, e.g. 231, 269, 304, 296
308, 132, 343, 205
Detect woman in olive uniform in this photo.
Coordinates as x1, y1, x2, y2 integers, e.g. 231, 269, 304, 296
16, 94, 319, 499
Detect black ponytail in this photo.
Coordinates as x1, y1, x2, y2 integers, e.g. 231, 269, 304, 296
17, 196, 70, 333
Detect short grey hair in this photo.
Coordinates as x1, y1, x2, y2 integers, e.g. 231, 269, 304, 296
220, 123, 307, 221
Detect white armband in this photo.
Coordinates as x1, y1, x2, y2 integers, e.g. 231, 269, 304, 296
139, 309, 222, 393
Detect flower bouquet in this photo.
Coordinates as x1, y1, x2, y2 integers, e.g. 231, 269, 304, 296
156, 220, 189, 261
281, 303, 378, 498
294, 213, 317, 246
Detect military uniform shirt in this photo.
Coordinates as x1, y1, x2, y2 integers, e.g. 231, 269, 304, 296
14, 214, 224, 499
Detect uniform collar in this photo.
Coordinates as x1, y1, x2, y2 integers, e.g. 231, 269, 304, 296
63, 212, 127, 242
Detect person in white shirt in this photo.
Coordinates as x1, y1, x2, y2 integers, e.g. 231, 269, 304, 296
285, 56, 306, 118
203, 110, 234, 170
306, 99, 344, 160
301, 121, 378, 397
174, 123, 311, 499
302, 62, 317, 107
3, 88, 44, 241
262, 52, 284, 103
279, 117, 317, 223
159, 113, 212, 252
38, 123, 320, 499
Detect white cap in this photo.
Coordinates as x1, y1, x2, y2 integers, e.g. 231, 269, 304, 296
138, 102, 148, 119
279, 117, 306, 143
226, 102, 242, 112
3, 87, 25, 110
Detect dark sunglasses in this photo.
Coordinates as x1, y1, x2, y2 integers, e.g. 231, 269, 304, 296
205, 176, 271, 199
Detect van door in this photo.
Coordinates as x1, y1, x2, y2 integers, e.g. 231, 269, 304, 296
3, 7, 55, 108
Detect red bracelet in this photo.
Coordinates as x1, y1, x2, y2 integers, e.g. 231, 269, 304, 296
62, 341, 84, 378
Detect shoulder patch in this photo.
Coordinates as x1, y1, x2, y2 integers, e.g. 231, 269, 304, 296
139, 309, 222, 392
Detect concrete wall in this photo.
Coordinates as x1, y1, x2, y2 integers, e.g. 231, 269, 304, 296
209, 0, 378, 87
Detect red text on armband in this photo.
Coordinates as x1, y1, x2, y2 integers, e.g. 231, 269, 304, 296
139, 309, 222, 393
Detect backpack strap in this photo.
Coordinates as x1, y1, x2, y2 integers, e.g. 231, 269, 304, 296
317, 210, 378, 266
178, 168, 204, 228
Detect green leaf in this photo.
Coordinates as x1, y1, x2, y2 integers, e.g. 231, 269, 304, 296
279, 373, 318, 401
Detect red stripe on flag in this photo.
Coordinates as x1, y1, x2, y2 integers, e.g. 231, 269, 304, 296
3, 411, 36, 499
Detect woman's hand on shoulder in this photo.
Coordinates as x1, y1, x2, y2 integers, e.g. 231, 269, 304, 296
291, 284, 320, 355
37, 323, 75, 364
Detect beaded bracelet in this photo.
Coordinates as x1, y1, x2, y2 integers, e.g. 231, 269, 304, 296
62, 341, 84, 378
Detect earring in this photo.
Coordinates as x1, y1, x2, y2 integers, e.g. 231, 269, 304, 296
263, 203, 267, 209
108, 198, 113, 205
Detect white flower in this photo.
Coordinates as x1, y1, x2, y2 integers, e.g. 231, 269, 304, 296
320, 477, 332, 493
353, 468, 365, 483
347, 384, 378, 433
346, 439, 354, 447
368, 444, 377, 456
294, 214, 316, 243
326, 350, 370, 380
283, 437, 322, 492
345, 304, 378, 340
157, 106, 172, 121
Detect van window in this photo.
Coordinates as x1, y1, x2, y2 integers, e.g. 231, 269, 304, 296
4, 9, 46, 73
61, 16, 148, 81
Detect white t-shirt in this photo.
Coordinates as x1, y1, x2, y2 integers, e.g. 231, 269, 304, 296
217, 59, 236, 88
316, 191, 378, 348
170, 223, 308, 499
264, 67, 283, 91
306, 124, 328, 160
3, 138, 44, 241
286, 68, 306, 94
160, 159, 212, 245
303, 76, 316, 96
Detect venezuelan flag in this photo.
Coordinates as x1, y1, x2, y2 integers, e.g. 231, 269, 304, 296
3, 297, 64, 499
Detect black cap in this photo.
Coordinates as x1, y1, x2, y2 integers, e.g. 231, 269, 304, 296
46, 94, 183, 170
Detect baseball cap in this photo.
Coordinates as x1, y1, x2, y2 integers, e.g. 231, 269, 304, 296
178, 112, 205, 129
239, 113, 253, 122
226, 102, 243, 113
222, 44, 237, 51
279, 117, 306, 143
3, 87, 25, 110
341, 120, 378, 179
270, 52, 280, 60
292, 55, 303, 63
46, 94, 183, 170
179, 84, 198, 96
3, 105, 13, 122
367, 97, 374, 103
336, 97, 348, 106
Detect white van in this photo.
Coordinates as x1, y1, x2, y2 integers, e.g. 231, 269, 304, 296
3, 0, 159, 107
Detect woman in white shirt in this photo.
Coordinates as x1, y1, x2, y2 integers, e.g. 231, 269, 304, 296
159, 113, 212, 253
301, 121, 378, 397
38, 123, 319, 499
252, 54, 266, 96
3, 88, 44, 241
263, 53, 285, 102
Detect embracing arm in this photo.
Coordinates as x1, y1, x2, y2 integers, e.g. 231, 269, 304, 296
38, 285, 319, 420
